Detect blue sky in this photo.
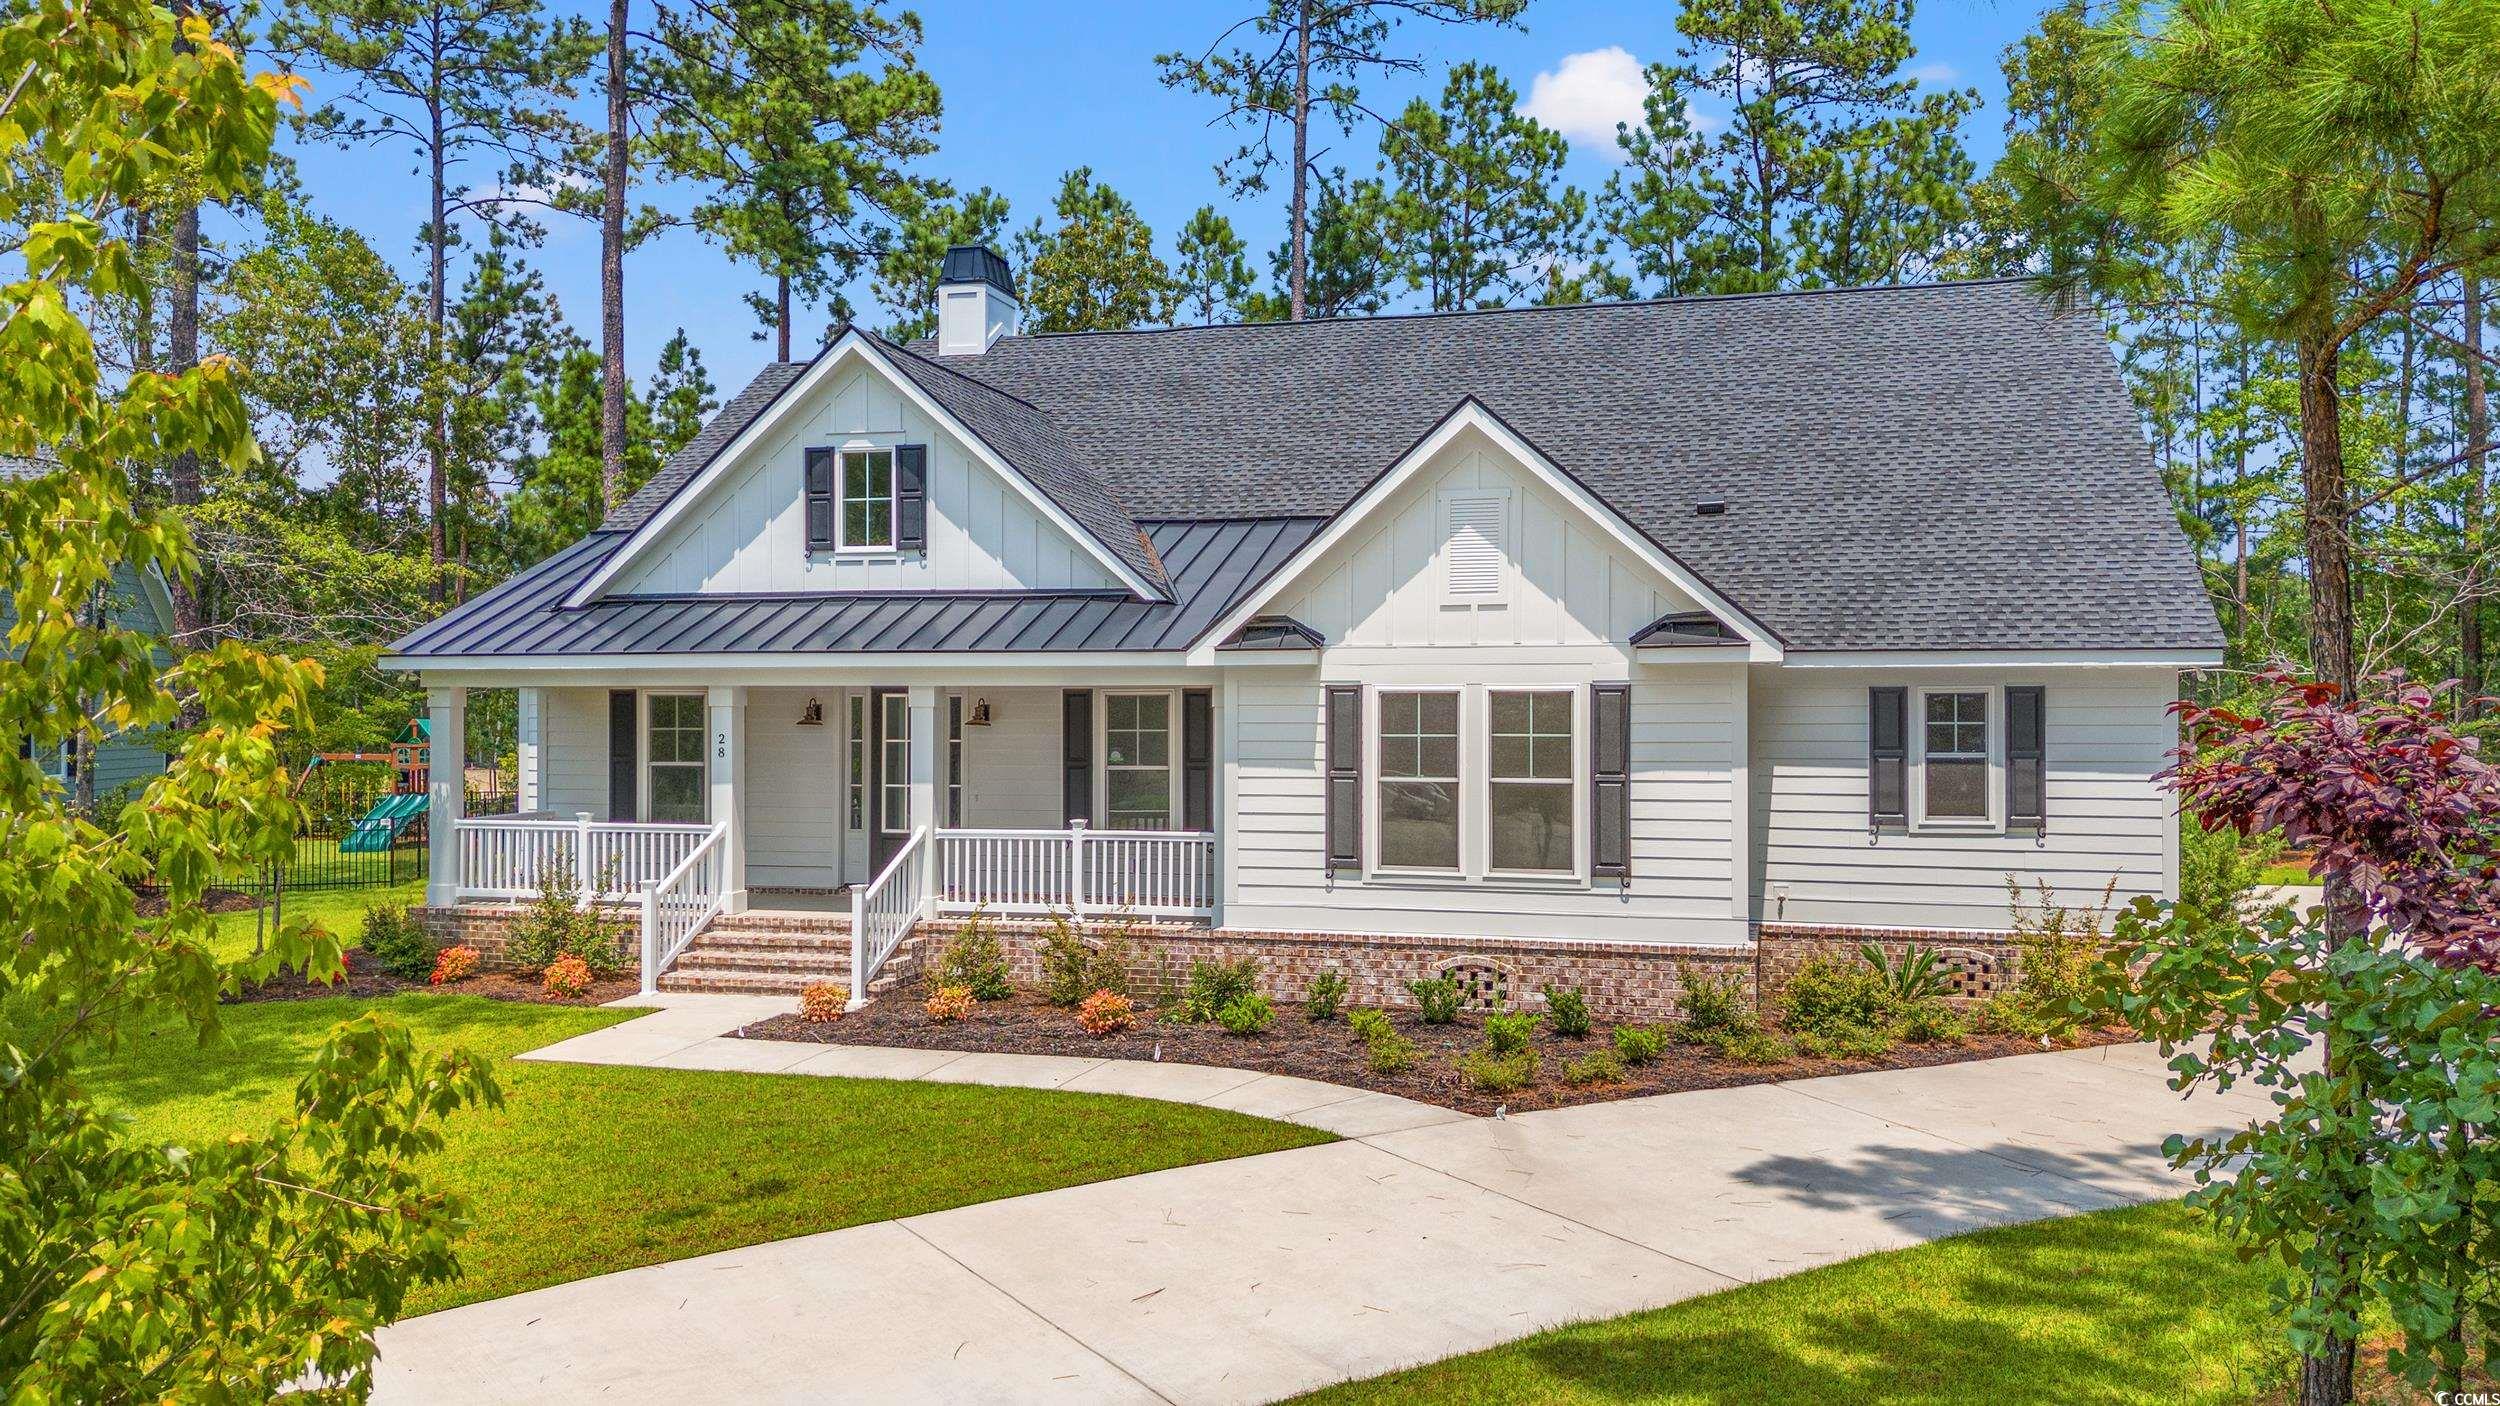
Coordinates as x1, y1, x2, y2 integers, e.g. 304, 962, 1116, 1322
266, 0, 2049, 403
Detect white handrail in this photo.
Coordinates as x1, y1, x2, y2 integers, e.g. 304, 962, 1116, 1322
453, 815, 713, 902
850, 826, 929, 1008
934, 824, 1214, 919
638, 820, 730, 994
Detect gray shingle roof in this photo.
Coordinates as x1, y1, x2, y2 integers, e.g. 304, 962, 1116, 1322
918, 279, 2220, 653
604, 363, 804, 531
390, 518, 1321, 659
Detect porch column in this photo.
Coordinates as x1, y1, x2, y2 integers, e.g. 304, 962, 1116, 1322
515, 686, 544, 813
906, 685, 940, 889
708, 684, 748, 915
425, 684, 465, 908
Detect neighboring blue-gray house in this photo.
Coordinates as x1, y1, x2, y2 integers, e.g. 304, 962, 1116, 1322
1, 456, 180, 798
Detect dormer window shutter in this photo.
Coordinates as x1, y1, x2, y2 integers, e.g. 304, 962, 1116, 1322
894, 443, 928, 551
2006, 685, 2047, 830
803, 448, 836, 553
1869, 686, 1908, 830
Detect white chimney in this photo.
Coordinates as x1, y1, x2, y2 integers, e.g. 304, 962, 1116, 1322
936, 243, 1021, 356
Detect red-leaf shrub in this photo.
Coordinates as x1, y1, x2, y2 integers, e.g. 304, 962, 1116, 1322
429, 945, 480, 985
798, 982, 846, 1023
541, 954, 593, 998
2172, 668, 2500, 970
1076, 989, 1134, 1036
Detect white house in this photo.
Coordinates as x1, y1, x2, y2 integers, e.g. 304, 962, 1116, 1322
390, 245, 2221, 1015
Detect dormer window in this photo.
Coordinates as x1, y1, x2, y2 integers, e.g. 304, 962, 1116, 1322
805, 444, 927, 554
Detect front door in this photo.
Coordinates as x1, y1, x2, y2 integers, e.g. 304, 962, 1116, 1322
868, 688, 908, 874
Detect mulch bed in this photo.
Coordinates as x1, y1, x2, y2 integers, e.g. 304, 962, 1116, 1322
134, 886, 263, 918
737, 992, 2131, 1115
226, 948, 638, 1008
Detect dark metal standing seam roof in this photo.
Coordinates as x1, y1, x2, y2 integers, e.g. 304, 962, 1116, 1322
389, 518, 1324, 660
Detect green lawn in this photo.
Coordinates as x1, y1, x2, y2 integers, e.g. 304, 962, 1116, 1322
2255, 860, 2315, 887
204, 879, 424, 962
1292, 1201, 2287, 1406
84, 992, 1334, 1315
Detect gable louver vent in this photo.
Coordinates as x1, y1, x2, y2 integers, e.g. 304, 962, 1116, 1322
1441, 491, 1509, 603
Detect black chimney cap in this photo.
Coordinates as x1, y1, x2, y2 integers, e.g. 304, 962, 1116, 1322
940, 244, 1017, 297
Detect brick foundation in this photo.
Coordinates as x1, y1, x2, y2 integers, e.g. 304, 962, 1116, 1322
414, 905, 2029, 1021
414, 903, 634, 973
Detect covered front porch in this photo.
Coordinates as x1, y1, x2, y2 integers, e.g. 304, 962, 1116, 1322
416, 678, 1219, 997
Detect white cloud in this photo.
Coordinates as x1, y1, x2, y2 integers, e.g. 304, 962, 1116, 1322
1908, 61, 1959, 86
1519, 46, 1652, 157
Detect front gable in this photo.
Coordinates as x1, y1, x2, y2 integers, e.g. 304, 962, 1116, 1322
1196, 402, 1778, 660
577, 335, 1153, 604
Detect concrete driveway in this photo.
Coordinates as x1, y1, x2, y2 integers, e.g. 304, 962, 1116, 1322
373, 1040, 2263, 1406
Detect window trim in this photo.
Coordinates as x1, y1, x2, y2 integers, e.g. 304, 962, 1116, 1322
877, 690, 911, 836
641, 690, 709, 825
1369, 686, 1465, 876
1095, 689, 1181, 831
836, 443, 898, 554
1483, 686, 1583, 879
1911, 684, 2000, 831
845, 692, 866, 832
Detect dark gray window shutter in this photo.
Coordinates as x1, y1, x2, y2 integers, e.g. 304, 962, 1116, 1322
803, 448, 836, 552
2006, 685, 2046, 830
1869, 686, 1907, 830
1590, 682, 1631, 879
1061, 689, 1093, 825
1323, 685, 1361, 870
894, 444, 928, 551
606, 689, 638, 821
1182, 688, 1213, 831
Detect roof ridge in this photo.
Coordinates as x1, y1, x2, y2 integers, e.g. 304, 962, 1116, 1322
999, 275, 2046, 344
858, 325, 1058, 417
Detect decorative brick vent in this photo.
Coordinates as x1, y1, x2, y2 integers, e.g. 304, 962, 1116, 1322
1933, 947, 2009, 1000
1437, 958, 1513, 1012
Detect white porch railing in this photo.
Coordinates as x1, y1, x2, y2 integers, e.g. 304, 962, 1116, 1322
851, 826, 930, 1007
453, 813, 715, 902
935, 823, 1215, 920
638, 820, 730, 994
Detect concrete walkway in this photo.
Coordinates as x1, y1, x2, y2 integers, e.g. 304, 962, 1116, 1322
519, 992, 1470, 1139
377, 1003, 2270, 1406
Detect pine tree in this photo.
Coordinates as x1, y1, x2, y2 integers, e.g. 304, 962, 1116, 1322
871, 186, 1011, 341
1246, 172, 1395, 321
1175, 206, 1257, 325
1156, 0, 1525, 321
1013, 168, 1175, 333
272, 0, 595, 601
1381, 62, 1589, 311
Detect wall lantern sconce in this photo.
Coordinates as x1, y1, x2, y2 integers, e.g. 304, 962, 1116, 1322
796, 696, 824, 726
966, 697, 994, 727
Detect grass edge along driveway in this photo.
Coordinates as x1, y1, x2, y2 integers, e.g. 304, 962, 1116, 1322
82, 992, 1334, 1315
1290, 1198, 2287, 1406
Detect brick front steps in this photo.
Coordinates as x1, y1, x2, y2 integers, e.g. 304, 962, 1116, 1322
654, 915, 917, 998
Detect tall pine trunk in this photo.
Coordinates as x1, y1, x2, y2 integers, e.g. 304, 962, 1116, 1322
2295, 320, 2359, 1406
599, 0, 629, 514
426, 99, 449, 605
2466, 274, 2490, 718
1287, 0, 1310, 322
777, 270, 791, 361
164, 2, 203, 646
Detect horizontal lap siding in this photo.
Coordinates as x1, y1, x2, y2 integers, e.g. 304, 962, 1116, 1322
961, 686, 1060, 829
1749, 666, 2180, 931
1225, 672, 1743, 944
745, 686, 839, 887
540, 687, 610, 816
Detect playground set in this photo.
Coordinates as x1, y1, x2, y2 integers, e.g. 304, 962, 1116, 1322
293, 719, 432, 853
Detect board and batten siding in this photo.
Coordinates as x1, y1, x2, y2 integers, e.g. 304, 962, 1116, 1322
611, 362, 1119, 596
536, 686, 613, 818
1271, 426, 1704, 648
1748, 666, 2183, 932
1222, 661, 1747, 945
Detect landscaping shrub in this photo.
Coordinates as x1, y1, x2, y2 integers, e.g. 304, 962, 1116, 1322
1991, 875, 2118, 1040
1347, 1007, 1395, 1043
1541, 984, 1591, 1038
1675, 963, 1755, 1035
1795, 1024, 1893, 1060
798, 981, 846, 1023
1859, 943, 1949, 1004
1215, 992, 1274, 1035
929, 910, 1013, 1001
428, 945, 480, 985
1303, 970, 1349, 1023
1179, 955, 1261, 1022
924, 984, 974, 1022
1406, 975, 1460, 1024
541, 954, 593, 998
360, 903, 435, 982
1891, 996, 1970, 1044
1780, 956, 1896, 1037
1612, 1024, 1668, 1064
1458, 1044, 1540, 1093
1482, 1011, 1543, 1054
1077, 989, 1134, 1036
1713, 1029, 1799, 1065
1038, 916, 1095, 1006
1561, 1049, 1625, 1087
505, 863, 633, 978
1085, 925, 1134, 1000
1365, 1030, 1420, 1075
